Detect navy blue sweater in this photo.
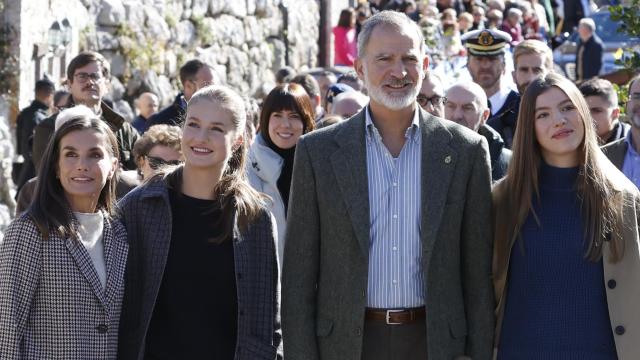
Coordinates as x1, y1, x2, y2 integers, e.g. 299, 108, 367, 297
498, 163, 617, 359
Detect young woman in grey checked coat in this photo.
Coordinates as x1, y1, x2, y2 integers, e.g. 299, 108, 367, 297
0, 107, 127, 359
117, 85, 281, 360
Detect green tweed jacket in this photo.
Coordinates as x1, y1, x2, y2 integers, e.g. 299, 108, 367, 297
282, 108, 495, 360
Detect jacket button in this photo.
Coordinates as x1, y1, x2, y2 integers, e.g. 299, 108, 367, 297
96, 325, 108, 334
615, 326, 625, 335
608, 279, 617, 289
605, 231, 612, 242
239, 310, 245, 316
237, 273, 243, 280
355, 327, 361, 336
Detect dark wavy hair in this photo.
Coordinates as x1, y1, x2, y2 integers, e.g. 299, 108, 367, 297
29, 114, 120, 239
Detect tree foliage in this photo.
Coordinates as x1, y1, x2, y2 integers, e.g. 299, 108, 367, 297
610, 0, 640, 72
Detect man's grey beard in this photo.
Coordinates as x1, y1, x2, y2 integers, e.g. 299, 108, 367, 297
363, 70, 422, 111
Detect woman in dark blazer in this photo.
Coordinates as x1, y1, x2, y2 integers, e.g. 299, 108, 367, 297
0, 106, 127, 359
117, 85, 281, 360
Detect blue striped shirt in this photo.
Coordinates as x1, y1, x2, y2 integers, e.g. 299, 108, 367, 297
622, 131, 640, 188
365, 107, 424, 308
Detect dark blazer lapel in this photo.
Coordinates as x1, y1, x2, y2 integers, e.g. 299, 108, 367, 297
330, 111, 370, 256
103, 217, 128, 310
64, 232, 107, 306
420, 111, 457, 271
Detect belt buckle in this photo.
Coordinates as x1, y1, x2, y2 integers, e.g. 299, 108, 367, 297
385, 309, 404, 325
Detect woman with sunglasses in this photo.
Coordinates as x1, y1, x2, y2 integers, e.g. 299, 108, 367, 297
117, 85, 281, 359
247, 83, 315, 264
131, 124, 183, 181
493, 73, 640, 359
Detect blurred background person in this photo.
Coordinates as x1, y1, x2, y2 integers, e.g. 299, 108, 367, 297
316, 114, 344, 129
576, 17, 603, 81
337, 70, 365, 93
148, 59, 214, 127
471, 6, 486, 30
458, 12, 474, 34
53, 90, 71, 112
579, 78, 629, 145
445, 82, 511, 181
324, 83, 354, 115
330, 90, 369, 119
417, 72, 447, 118
313, 70, 337, 110
512, 39, 553, 95
15, 78, 55, 194
131, 124, 183, 181
132, 92, 159, 134
333, 8, 358, 67
275, 66, 296, 85
486, 8, 503, 29
291, 74, 324, 121
501, 7, 524, 46
247, 83, 315, 264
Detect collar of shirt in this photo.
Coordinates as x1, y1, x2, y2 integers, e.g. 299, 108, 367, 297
624, 130, 640, 158
489, 86, 512, 116
364, 105, 421, 144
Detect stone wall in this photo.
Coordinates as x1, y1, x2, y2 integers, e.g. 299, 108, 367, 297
7, 0, 320, 118
80, 0, 320, 113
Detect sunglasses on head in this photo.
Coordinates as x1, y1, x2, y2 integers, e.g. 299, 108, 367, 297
146, 155, 182, 170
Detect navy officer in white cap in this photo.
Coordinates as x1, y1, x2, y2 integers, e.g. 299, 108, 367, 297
462, 28, 520, 149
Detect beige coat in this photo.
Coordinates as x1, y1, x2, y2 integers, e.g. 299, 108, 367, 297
493, 160, 640, 359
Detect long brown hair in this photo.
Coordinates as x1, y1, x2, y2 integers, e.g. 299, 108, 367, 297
164, 85, 266, 242
29, 114, 120, 239
493, 73, 624, 267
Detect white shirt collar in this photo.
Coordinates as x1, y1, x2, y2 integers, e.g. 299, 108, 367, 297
488, 86, 512, 116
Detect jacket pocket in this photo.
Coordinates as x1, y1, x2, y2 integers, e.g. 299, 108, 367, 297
449, 317, 467, 339
238, 336, 278, 360
316, 318, 334, 337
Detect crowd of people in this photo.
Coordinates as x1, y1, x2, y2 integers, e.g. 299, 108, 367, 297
1, 0, 639, 359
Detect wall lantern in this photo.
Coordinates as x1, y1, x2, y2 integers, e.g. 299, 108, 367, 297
48, 21, 62, 49
61, 18, 72, 46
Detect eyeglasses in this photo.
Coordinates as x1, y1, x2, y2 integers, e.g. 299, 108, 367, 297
146, 156, 182, 170
629, 93, 640, 101
73, 72, 104, 83
417, 94, 447, 108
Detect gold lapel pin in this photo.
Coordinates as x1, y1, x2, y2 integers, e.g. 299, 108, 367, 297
444, 155, 452, 164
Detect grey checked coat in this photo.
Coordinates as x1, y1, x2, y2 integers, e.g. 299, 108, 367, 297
0, 213, 128, 359
116, 176, 282, 360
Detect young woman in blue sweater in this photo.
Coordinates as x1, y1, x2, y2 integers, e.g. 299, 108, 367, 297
493, 73, 640, 359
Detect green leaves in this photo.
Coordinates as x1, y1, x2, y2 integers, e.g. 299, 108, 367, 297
610, 0, 640, 73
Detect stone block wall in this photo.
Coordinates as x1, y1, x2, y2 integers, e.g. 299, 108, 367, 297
80, 0, 320, 112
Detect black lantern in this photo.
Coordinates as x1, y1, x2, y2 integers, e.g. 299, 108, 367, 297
48, 21, 62, 49
61, 18, 72, 46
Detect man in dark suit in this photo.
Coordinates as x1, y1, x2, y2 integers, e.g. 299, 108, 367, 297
147, 59, 214, 127
14, 78, 54, 192
282, 10, 494, 360
575, 17, 603, 81
602, 75, 640, 188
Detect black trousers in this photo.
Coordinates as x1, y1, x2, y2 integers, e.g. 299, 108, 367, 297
361, 318, 427, 360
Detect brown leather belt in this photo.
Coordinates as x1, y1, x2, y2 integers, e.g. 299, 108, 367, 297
365, 307, 426, 325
